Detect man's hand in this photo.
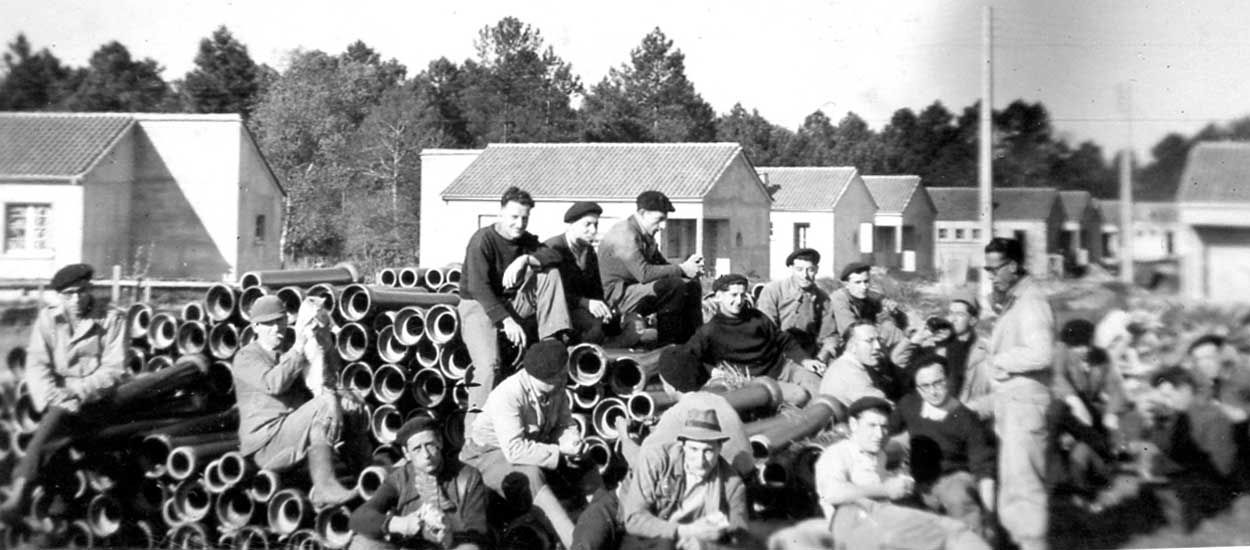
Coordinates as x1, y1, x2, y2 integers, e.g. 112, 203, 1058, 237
587, 299, 614, 321
502, 255, 530, 289
338, 391, 365, 416
978, 478, 996, 514
295, 298, 320, 332
883, 476, 913, 500
801, 359, 827, 376
1066, 396, 1093, 426
676, 516, 728, 542
680, 253, 704, 278
500, 317, 525, 347
558, 438, 584, 457
882, 298, 900, 313
389, 510, 424, 537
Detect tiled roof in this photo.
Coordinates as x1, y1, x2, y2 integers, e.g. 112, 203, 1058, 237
440, 143, 753, 200
1096, 199, 1178, 226
1177, 142, 1250, 203
1058, 190, 1092, 219
927, 186, 1058, 221
862, 176, 921, 213
755, 167, 860, 211
0, 113, 134, 178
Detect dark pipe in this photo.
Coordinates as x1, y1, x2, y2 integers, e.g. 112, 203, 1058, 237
161, 496, 184, 528
452, 382, 470, 410
371, 310, 397, 335
315, 505, 354, 549
393, 306, 426, 346
717, 378, 785, 413
125, 346, 147, 375
439, 342, 471, 380
335, 322, 373, 362
68, 519, 93, 549
371, 364, 407, 404
235, 525, 272, 550
567, 343, 608, 386
204, 283, 240, 322
113, 355, 210, 408
583, 436, 613, 473
267, 488, 312, 536
87, 493, 122, 537
180, 301, 206, 323
217, 451, 255, 487
215, 486, 256, 531
174, 479, 212, 522
626, 391, 679, 421
572, 384, 603, 410
143, 355, 173, 373
203, 459, 229, 493
208, 322, 239, 359
371, 445, 403, 468
175, 320, 208, 356
423, 304, 460, 345
119, 519, 158, 550
437, 282, 460, 294
376, 326, 409, 364
420, 267, 445, 290
397, 267, 420, 288
411, 367, 448, 408
378, 267, 399, 287
239, 324, 256, 347
169, 522, 209, 549
147, 312, 178, 351
127, 303, 152, 340
742, 395, 840, 461
239, 285, 271, 322
443, 409, 466, 450
239, 263, 360, 289
591, 397, 628, 439
338, 284, 459, 323
276, 286, 305, 314
166, 436, 240, 481
305, 283, 339, 317
571, 413, 589, 438
414, 334, 441, 370
249, 469, 280, 503
355, 466, 387, 500
444, 264, 462, 284
751, 282, 766, 304
604, 345, 672, 395
370, 404, 402, 444
339, 362, 374, 400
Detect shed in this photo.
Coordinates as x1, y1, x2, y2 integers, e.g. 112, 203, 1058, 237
1176, 142, 1250, 300
862, 175, 937, 273
1058, 190, 1104, 266
756, 167, 876, 279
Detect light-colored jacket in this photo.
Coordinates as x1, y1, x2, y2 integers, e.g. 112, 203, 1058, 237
462, 370, 579, 470
621, 441, 746, 540
25, 304, 127, 412
957, 334, 993, 404
987, 275, 1055, 393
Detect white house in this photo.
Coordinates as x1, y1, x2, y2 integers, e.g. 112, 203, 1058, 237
1096, 199, 1179, 263
928, 186, 1065, 279
420, 143, 773, 279
1058, 190, 1104, 267
755, 167, 877, 280
1176, 142, 1250, 301
0, 112, 283, 281
862, 175, 936, 273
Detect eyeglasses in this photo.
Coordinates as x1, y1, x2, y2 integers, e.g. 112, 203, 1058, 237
982, 262, 1012, 275
917, 379, 947, 392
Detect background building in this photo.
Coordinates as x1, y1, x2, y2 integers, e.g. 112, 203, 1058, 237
756, 166, 876, 280
1176, 142, 1250, 300
862, 175, 936, 274
1058, 190, 1104, 268
929, 186, 1065, 281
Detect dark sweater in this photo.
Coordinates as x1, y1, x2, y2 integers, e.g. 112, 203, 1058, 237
685, 308, 809, 378
544, 234, 604, 306
461, 225, 561, 324
888, 393, 996, 484
348, 462, 489, 549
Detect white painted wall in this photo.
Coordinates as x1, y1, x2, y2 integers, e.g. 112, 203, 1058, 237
768, 210, 833, 279
0, 183, 83, 278
419, 149, 483, 266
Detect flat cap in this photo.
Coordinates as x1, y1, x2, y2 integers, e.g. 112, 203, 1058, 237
839, 262, 872, 281
847, 395, 893, 419
635, 190, 675, 213
249, 295, 286, 323
657, 346, 709, 393
51, 263, 93, 292
786, 248, 821, 266
395, 415, 439, 446
712, 274, 749, 293
523, 340, 569, 381
564, 201, 603, 223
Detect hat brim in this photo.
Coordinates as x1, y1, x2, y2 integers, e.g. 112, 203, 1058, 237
676, 428, 731, 443
251, 311, 285, 323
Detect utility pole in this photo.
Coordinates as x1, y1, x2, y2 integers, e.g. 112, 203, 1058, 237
1117, 82, 1135, 285
979, 5, 994, 303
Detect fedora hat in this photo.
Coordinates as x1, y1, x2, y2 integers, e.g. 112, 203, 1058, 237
676, 408, 730, 443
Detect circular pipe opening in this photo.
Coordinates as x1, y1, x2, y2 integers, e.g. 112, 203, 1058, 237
239, 286, 270, 321
760, 462, 788, 486
379, 268, 398, 287
167, 449, 194, 480
452, 383, 470, 410
394, 308, 425, 345
415, 338, 440, 369
306, 284, 336, 314
250, 471, 277, 503
356, 467, 385, 500
139, 437, 171, 477
239, 272, 261, 289
127, 304, 152, 339
426, 305, 458, 344
609, 359, 643, 395
144, 355, 173, 373
180, 301, 205, 323
218, 453, 245, 483
398, 268, 418, 288
340, 363, 373, 399
209, 323, 239, 359
627, 393, 654, 420
573, 385, 602, 410
412, 369, 447, 407
176, 321, 207, 355
592, 399, 627, 439
749, 436, 770, 461
148, 314, 178, 350
125, 348, 146, 375
445, 267, 462, 283
335, 324, 369, 362
441, 345, 471, 380
277, 286, 303, 314
87, 495, 121, 537
205, 284, 237, 322
423, 268, 444, 290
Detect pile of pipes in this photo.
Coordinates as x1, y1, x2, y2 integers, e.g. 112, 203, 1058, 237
0, 263, 838, 549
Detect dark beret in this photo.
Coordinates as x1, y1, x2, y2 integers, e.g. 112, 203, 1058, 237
712, 274, 749, 292
847, 396, 893, 419
786, 248, 821, 266
635, 190, 675, 213
1060, 319, 1096, 348
564, 201, 603, 223
51, 263, 93, 292
839, 262, 872, 281
657, 346, 708, 393
395, 415, 439, 446
523, 340, 569, 381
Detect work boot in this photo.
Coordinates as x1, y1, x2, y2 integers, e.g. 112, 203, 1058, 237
307, 443, 354, 509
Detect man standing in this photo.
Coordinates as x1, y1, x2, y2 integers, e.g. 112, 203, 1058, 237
233, 295, 364, 508
820, 321, 904, 406
460, 186, 572, 422
620, 409, 748, 550
545, 201, 613, 345
1, 264, 126, 517
686, 274, 825, 401
756, 248, 838, 359
888, 355, 996, 537
598, 190, 704, 345
980, 237, 1055, 550
939, 298, 992, 404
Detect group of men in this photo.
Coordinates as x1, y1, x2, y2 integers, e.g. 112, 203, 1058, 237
6, 184, 1249, 550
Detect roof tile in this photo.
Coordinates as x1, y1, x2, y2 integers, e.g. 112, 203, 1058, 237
927, 186, 1059, 221
1058, 190, 1092, 219
755, 167, 858, 210
0, 113, 133, 178
1177, 142, 1250, 203
863, 175, 921, 213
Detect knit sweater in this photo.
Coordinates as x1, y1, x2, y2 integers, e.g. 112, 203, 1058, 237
460, 225, 561, 324
888, 393, 997, 484
685, 308, 809, 378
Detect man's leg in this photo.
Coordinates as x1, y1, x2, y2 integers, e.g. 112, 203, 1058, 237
779, 360, 822, 403
251, 393, 354, 508
514, 267, 572, 340
459, 299, 501, 429
569, 306, 605, 345
925, 471, 986, 537
994, 387, 1052, 550
0, 407, 71, 516
571, 490, 621, 550
870, 502, 991, 550
465, 449, 576, 548
620, 277, 701, 346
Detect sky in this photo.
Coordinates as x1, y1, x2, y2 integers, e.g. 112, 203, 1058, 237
4, 0, 1249, 159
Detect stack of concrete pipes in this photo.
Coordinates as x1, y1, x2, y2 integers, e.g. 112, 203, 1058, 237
0, 263, 838, 549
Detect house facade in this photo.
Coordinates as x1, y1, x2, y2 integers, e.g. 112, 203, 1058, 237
1176, 142, 1250, 301
862, 175, 936, 273
1058, 190, 1104, 267
756, 167, 877, 280
928, 186, 1065, 279
1096, 199, 1179, 263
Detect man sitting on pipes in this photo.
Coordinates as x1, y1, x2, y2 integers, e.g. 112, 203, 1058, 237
348, 416, 489, 550
820, 321, 908, 407
829, 262, 915, 371
886, 354, 997, 539
459, 340, 601, 549
619, 408, 751, 550
544, 201, 614, 345
459, 186, 572, 429
755, 248, 839, 361
232, 295, 367, 508
598, 190, 704, 347
1, 263, 127, 520
814, 396, 991, 550
685, 274, 824, 405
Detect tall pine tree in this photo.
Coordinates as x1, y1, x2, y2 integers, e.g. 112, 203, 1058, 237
182, 26, 262, 116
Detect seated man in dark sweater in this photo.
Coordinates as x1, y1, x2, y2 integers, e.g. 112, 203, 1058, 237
544, 201, 612, 345
888, 354, 996, 537
685, 274, 824, 403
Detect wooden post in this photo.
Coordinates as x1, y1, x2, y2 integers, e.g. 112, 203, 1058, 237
978, 5, 995, 307
143, 279, 152, 304
111, 265, 122, 304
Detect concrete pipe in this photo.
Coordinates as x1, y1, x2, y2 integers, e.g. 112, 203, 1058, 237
397, 267, 421, 288
443, 409, 466, 450
215, 486, 256, 531
125, 346, 147, 375
439, 342, 472, 380
161, 496, 185, 528
372, 444, 403, 468
424, 303, 460, 345
292, 528, 325, 550
751, 282, 766, 304
202, 458, 229, 493
167, 436, 240, 481
742, 395, 839, 461
626, 391, 679, 422
338, 284, 459, 323
114, 354, 211, 407
86, 493, 122, 537
180, 301, 206, 323
371, 364, 408, 404
571, 413, 589, 439
583, 435, 614, 473
234, 525, 272, 550
240, 263, 360, 289
392, 306, 426, 346
604, 346, 670, 395
413, 334, 441, 370
790, 442, 825, 490
267, 488, 312, 536
117, 519, 158, 550
376, 326, 409, 364
143, 354, 173, 374
169, 521, 209, 550
147, 312, 179, 351
69, 468, 91, 500
437, 282, 460, 295
757, 458, 789, 487
14, 382, 41, 433
238, 286, 271, 322
335, 322, 373, 363
591, 397, 628, 440
0, 422, 12, 460
411, 367, 448, 408
315, 505, 354, 549
339, 362, 374, 400
276, 285, 305, 314
68, 518, 94, 549
444, 264, 462, 284
208, 322, 239, 359
572, 384, 603, 410
355, 466, 388, 500
206, 360, 234, 397
377, 267, 399, 287
239, 324, 256, 347
718, 378, 785, 414
370, 404, 402, 444
451, 381, 471, 410
567, 343, 609, 386
217, 451, 255, 488
127, 303, 153, 340
371, 310, 397, 335
420, 267, 445, 291
130, 478, 171, 519
139, 408, 239, 439
204, 283, 240, 323
175, 320, 208, 356
174, 478, 213, 522
249, 469, 280, 503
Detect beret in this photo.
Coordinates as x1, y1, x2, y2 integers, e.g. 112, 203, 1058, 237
657, 346, 708, 393
249, 296, 286, 323
1060, 319, 1096, 348
786, 248, 821, 266
635, 190, 675, 213
564, 201, 603, 223
712, 274, 749, 292
847, 395, 893, 419
395, 415, 439, 446
839, 262, 872, 281
523, 340, 569, 381
51, 263, 93, 292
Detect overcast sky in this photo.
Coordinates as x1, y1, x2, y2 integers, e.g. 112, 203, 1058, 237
4, 0, 1248, 158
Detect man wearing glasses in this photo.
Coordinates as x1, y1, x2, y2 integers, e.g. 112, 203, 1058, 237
978, 238, 1055, 550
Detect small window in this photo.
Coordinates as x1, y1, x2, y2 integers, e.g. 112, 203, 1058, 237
972, 228, 982, 240
793, 223, 810, 250
938, 228, 948, 240
5, 203, 52, 253
254, 214, 266, 242
769, 222, 774, 242
954, 228, 965, 240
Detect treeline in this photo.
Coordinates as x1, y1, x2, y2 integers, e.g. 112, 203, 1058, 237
0, 17, 1228, 267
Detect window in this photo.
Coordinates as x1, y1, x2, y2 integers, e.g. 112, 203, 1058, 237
954, 228, 965, 240
5, 203, 52, 253
972, 228, 981, 240
793, 223, 809, 250
769, 222, 774, 242
938, 228, 948, 240
254, 214, 266, 242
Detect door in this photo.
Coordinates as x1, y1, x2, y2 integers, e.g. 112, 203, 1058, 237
1202, 227, 1250, 301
